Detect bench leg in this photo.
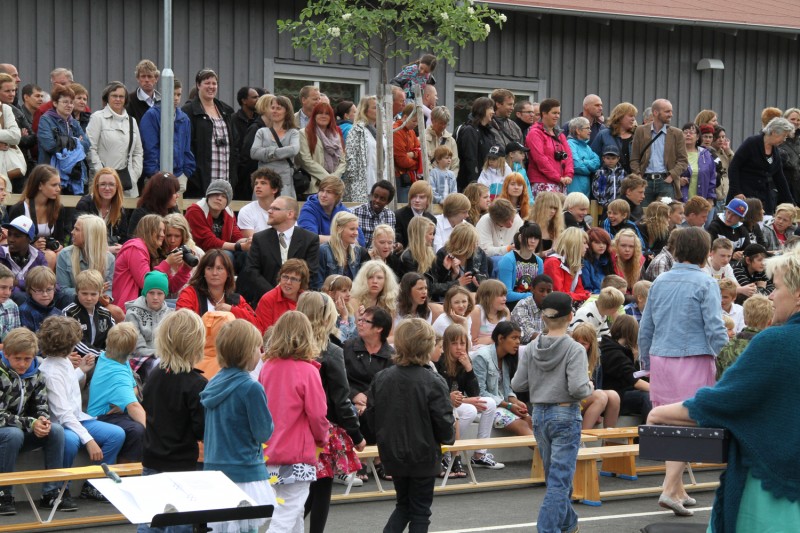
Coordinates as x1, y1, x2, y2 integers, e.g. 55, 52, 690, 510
573, 459, 602, 506
530, 447, 545, 482
22, 481, 67, 523
599, 439, 638, 480
439, 454, 455, 488
367, 459, 385, 493
462, 451, 478, 485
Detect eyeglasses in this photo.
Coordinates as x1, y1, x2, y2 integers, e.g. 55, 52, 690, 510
267, 206, 286, 212
108, 94, 126, 100
97, 183, 116, 189
280, 274, 302, 283
357, 318, 374, 325
31, 288, 55, 295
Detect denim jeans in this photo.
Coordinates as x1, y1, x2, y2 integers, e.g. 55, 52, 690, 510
532, 404, 582, 533
642, 176, 675, 208
0, 423, 65, 495
63, 419, 126, 468
384, 476, 435, 533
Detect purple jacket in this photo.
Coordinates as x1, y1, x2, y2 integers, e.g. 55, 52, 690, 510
681, 147, 717, 202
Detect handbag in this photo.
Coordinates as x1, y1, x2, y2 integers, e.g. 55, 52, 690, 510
0, 108, 26, 180
115, 117, 135, 191
270, 127, 311, 195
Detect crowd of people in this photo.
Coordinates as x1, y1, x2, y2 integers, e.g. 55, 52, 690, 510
0, 54, 798, 532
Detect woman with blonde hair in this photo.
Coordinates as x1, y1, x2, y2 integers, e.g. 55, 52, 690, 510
239, 94, 275, 186
637, 201, 671, 259
499, 172, 531, 219
400, 216, 436, 277
611, 228, 645, 294
529, 190, 564, 254
163, 212, 204, 297
316, 211, 370, 288
74, 168, 129, 252
470, 279, 510, 346
464, 182, 490, 225
543, 227, 590, 303
323, 274, 356, 342
344, 95, 382, 202
350, 260, 399, 321
591, 102, 639, 172
431, 222, 488, 299
694, 109, 718, 128
394, 180, 435, 247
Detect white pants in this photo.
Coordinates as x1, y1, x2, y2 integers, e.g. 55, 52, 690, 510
267, 481, 310, 533
455, 396, 497, 454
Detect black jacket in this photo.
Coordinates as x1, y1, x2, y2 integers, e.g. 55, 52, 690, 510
8, 201, 69, 245
394, 206, 436, 248
236, 226, 320, 303
236, 116, 268, 195
74, 194, 130, 245
400, 250, 456, 303
181, 98, 239, 197
431, 247, 488, 300
366, 365, 455, 477
727, 133, 795, 214
343, 337, 395, 400
599, 336, 638, 398
707, 217, 750, 253
456, 122, 495, 190
434, 360, 480, 397
126, 91, 159, 125
319, 337, 363, 445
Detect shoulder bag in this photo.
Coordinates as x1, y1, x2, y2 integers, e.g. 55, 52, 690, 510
270, 127, 311, 195
115, 117, 135, 191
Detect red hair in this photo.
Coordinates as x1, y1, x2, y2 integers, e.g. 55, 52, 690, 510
585, 227, 613, 261
305, 103, 344, 154
498, 173, 530, 219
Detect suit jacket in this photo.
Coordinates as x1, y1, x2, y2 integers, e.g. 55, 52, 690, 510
236, 226, 320, 304
630, 124, 688, 198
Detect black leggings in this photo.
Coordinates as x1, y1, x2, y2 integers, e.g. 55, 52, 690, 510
303, 477, 333, 533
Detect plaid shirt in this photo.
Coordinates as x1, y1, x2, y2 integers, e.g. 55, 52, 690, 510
209, 116, 230, 181
0, 300, 19, 341
352, 203, 396, 249
644, 248, 674, 281
510, 296, 544, 344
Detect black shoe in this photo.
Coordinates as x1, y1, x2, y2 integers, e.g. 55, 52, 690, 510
79, 481, 109, 503
0, 491, 15, 516
39, 490, 78, 512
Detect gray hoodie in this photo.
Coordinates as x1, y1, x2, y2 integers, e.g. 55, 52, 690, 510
124, 296, 174, 357
511, 334, 593, 404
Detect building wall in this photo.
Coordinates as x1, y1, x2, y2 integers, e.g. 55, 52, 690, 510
4, 0, 800, 144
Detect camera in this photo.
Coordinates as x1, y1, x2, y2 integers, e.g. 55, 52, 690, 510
171, 245, 199, 267
554, 150, 568, 162
214, 138, 228, 147
45, 237, 60, 251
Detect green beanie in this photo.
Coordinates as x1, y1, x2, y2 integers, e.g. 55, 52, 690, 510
142, 271, 169, 296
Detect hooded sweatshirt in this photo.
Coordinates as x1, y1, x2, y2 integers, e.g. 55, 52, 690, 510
0, 354, 49, 431
124, 295, 174, 358
197, 311, 236, 380
511, 334, 593, 404
200, 367, 273, 483
296, 194, 366, 246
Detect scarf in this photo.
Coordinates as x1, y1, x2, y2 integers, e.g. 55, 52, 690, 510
316, 127, 342, 174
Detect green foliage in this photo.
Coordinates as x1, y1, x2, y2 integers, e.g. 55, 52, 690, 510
277, 0, 506, 82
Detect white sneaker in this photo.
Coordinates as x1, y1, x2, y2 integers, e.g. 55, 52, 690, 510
334, 473, 363, 487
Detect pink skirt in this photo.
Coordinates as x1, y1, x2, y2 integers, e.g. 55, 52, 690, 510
649, 355, 716, 407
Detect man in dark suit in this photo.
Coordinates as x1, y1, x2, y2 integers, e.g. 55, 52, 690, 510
237, 195, 320, 305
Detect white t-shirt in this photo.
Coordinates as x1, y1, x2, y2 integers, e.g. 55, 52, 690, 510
703, 260, 736, 282
237, 201, 271, 234
432, 313, 472, 337
723, 303, 745, 334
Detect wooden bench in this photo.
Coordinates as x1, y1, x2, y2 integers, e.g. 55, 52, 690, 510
583, 427, 641, 480
0, 463, 142, 532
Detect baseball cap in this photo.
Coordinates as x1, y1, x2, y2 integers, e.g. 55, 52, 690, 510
505, 141, 529, 154
488, 145, 506, 157
726, 198, 748, 218
541, 292, 573, 319
743, 243, 768, 258
602, 145, 620, 157
2, 216, 35, 240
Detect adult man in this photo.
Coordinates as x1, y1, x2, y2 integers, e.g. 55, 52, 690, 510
352, 180, 397, 249
562, 94, 606, 143
630, 98, 688, 207
0, 74, 35, 188
237, 167, 282, 238
513, 100, 538, 142
126, 60, 161, 125
490, 89, 523, 146
392, 86, 406, 118
297, 175, 366, 246
32, 68, 73, 133
0, 64, 21, 108
424, 106, 460, 175
294, 85, 320, 129
642, 107, 654, 125
421, 84, 437, 127
232, 86, 261, 199
20, 85, 44, 125
237, 195, 320, 303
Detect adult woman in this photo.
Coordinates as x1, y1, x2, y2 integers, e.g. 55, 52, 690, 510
238, 93, 274, 188
464, 183, 490, 226
526, 98, 574, 197
763, 203, 798, 252
600, 315, 651, 424
112, 214, 192, 306
582, 227, 614, 294
497, 221, 543, 306
638, 227, 728, 517
36, 86, 90, 192
694, 109, 718, 128
529, 190, 564, 254
8, 164, 67, 269
126, 171, 180, 235
393, 104, 421, 203
181, 69, 237, 197
431, 222, 488, 300
74, 168, 129, 252
253, 258, 308, 333
69, 83, 91, 131
344, 96, 381, 203
472, 321, 533, 436
779, 107, 800, 203
679, 123, 716, 205
349, 260, 399, 322
335, 100, 356, 142
562, 191, 591, 231
591, 103, 638, 173
456, 97, 495, 190
86, 81, 144, 198
399, 216, 438, 282
176, 249, 256, 322
611, 228, 645, 294
727, 117, 796, 215
316, 211, 369, 288
368, 224, 403, 278
55, 214, 116, 304
566, 117, 600, 197
250, 95, 300, 198
543, 227, 590, 303
299, 292, 365, 529
298, 103, 346, 194
710, 126, 734, 209
394, 180, 436, 248
648, 245, 800, 530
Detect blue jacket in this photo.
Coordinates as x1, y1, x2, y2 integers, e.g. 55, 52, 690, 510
581, 255, 612, 294
638, 263, 728, 369
200, 367, 273, 483
19, 298, 60, 333
568, 137, 601, 180
590, 129, 629, 167
316, 242, 369, 289
471, 344, 516, 405
680, 147, 717, 202
139, 105, 196, 179
297, 194, 365, 246
37, 110, 91, 164
497, 250, 543, 303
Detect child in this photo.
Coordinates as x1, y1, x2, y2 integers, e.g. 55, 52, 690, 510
511, 292, 593, 532
592, 145, 626, 210
681, 196, 712, 228
602, 199, 645, 243
432, 285, 474, 337
707, 198, 750, 260
716, 294, 773, 379
620, 176, 647, 222
733, 243, 775, 303
722, 315, 736, 340
259, 311, 328, 532
19, 266, 60, 332
0, 215, 47, 304
571, 323, 620, 430
0, 328, 70, 514
429, 146, 457, 205
391, 54, 437, 101
0, 265, 20, 343
569, 286, 625, 338
470, 280, 510, 346
703, 237, 737, 281
505, 142, 535, 205
124, 271, 174, 381
201, 319, 274, 533
477, 145, 513, 200
624, 280, 652, 322
510, 274, 554, 344
718, 278, 744, 334
432, 193, 471, 251
637, 201, 671, 259
366, 318, 455, 532
62, 269, 115, 358
38, 316, 125, 503
464, 183, 490, 226
668, 201, 685, 228
87, 322, 145, 463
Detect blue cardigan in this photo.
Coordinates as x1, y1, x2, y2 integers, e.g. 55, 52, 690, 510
497, 250, 543, 303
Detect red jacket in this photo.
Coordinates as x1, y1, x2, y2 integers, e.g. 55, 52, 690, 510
112, 238, 192, 306
525, 122, 574, 185
175, 285, 258, 325
254, 286, 302, 333
543, 255, 590, 302
185, 199, 243, 252
393, 120, 421, 178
